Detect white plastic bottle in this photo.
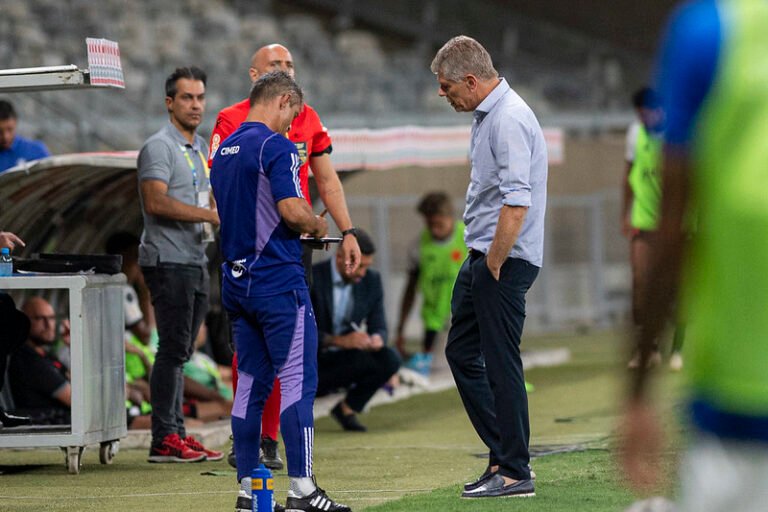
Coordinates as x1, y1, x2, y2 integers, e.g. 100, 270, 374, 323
0, 247, 13, 276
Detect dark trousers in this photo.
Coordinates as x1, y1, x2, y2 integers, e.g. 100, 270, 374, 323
143, 263, 209, 444
317, 347, 401, 412
446, 254, 539, 481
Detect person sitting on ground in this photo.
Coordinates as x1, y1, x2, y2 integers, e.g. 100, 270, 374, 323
183, 323, 233, 422
310, 229, 401, 432
395, 191, 466, 377
0, 99, 50, 173
106, 232, 156, 425
9, 297, 71, 425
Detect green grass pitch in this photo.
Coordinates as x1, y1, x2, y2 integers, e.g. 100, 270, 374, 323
0, 331, 686, 511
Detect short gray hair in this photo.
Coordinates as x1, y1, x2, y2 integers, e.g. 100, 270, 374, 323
430, 35, 497, 82
249, 71, 303, 107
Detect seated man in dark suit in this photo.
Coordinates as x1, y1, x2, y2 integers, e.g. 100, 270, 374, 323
310, 229, 401, 432
9, 296, 71, 425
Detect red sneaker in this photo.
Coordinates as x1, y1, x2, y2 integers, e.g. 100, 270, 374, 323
147, 433, 206, 463
183, 435, 224, 461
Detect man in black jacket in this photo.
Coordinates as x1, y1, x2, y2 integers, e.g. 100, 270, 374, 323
0, 292, 31, 428
310, 229, 400, 432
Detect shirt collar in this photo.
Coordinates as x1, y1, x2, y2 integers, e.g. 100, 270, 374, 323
164, 122, 202, 151
330, 260, 347, 287
474, 78, 510, 122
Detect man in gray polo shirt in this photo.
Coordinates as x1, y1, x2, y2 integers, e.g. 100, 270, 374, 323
431, 36, 548, 499
138, 66, 222, 463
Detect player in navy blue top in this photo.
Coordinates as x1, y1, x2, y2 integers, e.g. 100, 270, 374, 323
211, 71, 351, 512
213, 119, 308, 297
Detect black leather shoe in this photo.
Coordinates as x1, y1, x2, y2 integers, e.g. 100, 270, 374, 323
464, 464, 535, 491
464, 467, 495, 492
330, 402, 367, 432
0, 410, 32, 428
461, 474, 535, 498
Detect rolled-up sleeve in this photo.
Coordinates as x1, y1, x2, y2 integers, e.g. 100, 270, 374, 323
494, 114, 532, 208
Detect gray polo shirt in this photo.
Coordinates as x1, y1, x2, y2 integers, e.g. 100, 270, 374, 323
464, 78, 548, 267
137, 123, 210, 266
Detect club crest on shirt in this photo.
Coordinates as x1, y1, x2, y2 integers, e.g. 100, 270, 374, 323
231, 259, 246, 279
210, 133, 221, 155
294, 141, 308, 165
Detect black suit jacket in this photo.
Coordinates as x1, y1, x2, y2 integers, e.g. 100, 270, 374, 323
310, 259, 388, 351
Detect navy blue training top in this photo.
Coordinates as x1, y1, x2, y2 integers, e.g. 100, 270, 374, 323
211, 121, 307, 297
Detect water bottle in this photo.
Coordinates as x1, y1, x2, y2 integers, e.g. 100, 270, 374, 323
0, 248, 12, 277
251, 463, 274, 512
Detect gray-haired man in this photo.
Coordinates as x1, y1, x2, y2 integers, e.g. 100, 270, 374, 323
432, 35, 548, 499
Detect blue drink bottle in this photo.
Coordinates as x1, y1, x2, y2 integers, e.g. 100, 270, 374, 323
252, 463, 274, 512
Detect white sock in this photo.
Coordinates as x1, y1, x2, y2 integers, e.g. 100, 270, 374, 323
288, 476, 316, 498
239, 477, 252, 496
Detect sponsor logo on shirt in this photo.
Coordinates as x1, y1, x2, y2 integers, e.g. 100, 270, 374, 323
220, 145, 240, 156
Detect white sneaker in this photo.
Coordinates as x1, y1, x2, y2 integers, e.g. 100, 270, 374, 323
669, 352, 683, 371
628, 350, 662, 369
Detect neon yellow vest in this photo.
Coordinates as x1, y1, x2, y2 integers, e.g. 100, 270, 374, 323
418, 222, 467, 331
628, 125, 663, 230
125, 334, 155, 381
686, 0, 768, 415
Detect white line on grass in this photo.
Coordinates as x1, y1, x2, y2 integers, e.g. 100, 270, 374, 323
0, 488, 435, 501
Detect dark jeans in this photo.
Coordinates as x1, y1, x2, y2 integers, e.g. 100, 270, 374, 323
143, 263, 209, 444
317, 347, 401, 412
446, 254, 539, 481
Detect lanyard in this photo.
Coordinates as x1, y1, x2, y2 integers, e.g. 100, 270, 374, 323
180, 144, 210, 192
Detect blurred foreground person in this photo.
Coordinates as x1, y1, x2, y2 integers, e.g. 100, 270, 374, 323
621, 1, 768, 511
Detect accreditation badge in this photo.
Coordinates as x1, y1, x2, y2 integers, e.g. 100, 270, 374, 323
197, 191, 215, 243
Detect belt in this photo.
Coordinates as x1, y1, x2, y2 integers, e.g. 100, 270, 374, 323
468, 248, 485, 260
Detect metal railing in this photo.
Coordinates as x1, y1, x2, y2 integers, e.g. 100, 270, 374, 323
339, 191, 629, 336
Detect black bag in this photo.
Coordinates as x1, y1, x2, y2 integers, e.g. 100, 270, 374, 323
14, 253, 122, 275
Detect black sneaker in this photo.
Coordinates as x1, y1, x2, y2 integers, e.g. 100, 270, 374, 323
235, 491, 285, 512
260, 436, 285, 471
228, 435, 237, 468
285, 485, 351, 512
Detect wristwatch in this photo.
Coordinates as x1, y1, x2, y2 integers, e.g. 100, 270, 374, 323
341, 227, 358, 238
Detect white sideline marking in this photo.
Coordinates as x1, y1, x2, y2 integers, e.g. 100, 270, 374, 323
0, 488, 434, 500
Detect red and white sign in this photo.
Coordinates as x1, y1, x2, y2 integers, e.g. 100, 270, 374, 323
329, 125, 564, 172
86, 38, 125, 89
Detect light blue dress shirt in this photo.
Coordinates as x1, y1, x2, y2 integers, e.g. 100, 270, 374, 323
464, 78, 548, 267
330, 260, 353, 335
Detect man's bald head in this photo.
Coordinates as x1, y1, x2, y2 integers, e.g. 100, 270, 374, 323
22, 296, 57, 346
249, 44, 295, 82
